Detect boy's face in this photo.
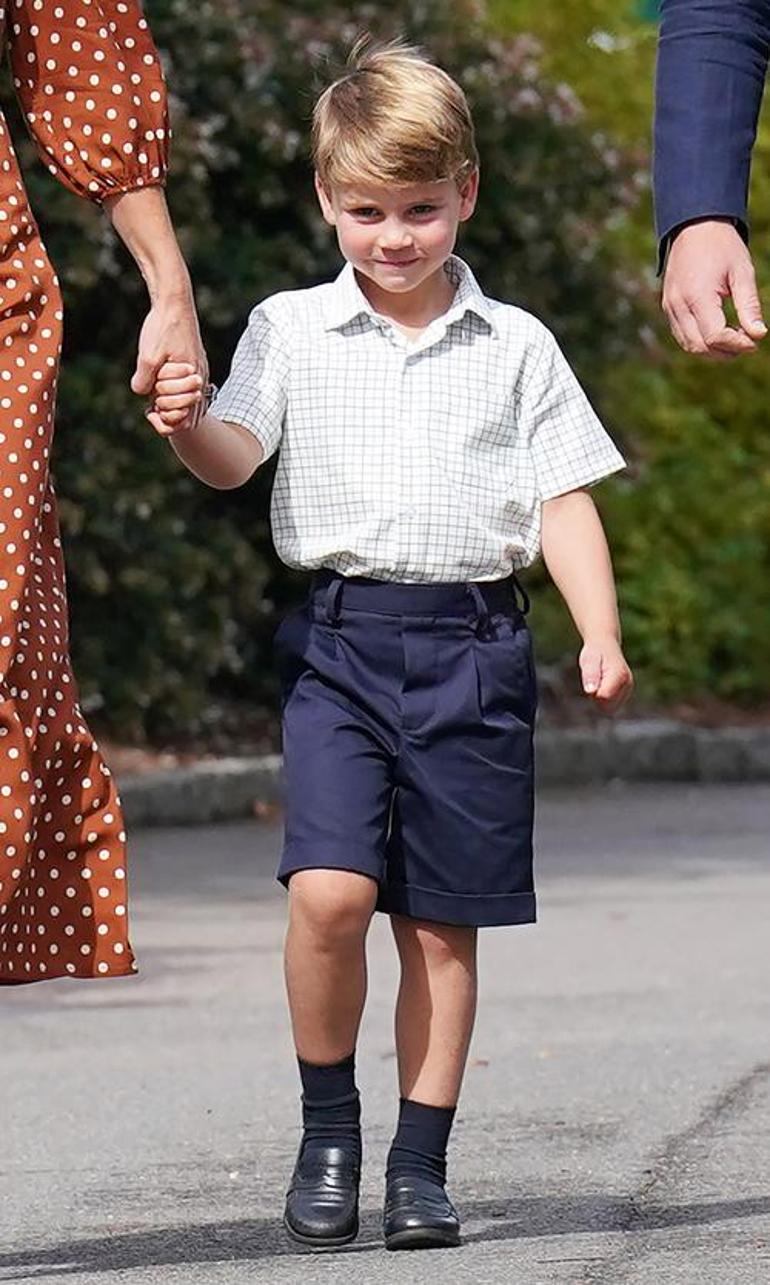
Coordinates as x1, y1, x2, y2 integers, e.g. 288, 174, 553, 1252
315, 171, 479, 296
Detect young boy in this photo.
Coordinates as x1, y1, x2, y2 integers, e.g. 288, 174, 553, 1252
148, 41, 633, 1252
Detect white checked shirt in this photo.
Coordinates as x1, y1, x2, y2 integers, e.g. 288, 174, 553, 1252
211, 255, 625, 582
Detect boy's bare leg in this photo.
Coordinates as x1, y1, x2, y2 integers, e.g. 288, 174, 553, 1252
382, 916, 477, 1246
283, 869, 377, 1247
390, 917, 478, 1105
285, 869, 378, 1062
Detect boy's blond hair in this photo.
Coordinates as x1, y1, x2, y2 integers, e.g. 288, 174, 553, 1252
312, 37, 478, 191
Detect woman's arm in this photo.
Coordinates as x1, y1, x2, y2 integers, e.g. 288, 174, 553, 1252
103, 187, 207, 428
7, 0, 205, 425
540, 488, 633, 710
103, 187, 191, 308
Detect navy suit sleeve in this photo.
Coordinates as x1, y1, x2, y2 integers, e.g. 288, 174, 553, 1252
654, 0, 770, 272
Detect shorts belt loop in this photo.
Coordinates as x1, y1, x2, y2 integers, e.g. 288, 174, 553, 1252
467, 582, 490, 638
324, 576, 344, 627
512, 575, 531, 616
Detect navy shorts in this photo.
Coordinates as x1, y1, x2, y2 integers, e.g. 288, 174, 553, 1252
273, 570, 537, 927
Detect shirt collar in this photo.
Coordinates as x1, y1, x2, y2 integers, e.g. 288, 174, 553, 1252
322, 254, 497, 337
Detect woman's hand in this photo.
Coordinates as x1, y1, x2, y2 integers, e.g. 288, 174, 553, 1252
131, 293, 208, 436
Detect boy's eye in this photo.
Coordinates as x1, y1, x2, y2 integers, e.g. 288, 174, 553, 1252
410, 204, 438, 216
350, 207, 381, 219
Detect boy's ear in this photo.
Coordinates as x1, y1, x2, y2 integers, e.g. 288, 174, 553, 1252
458, 167, 480, 223
314, 173, 337, 226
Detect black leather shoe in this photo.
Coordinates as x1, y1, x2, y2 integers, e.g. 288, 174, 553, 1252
283, 1143, 360, 1249
383, 1173, 461, 1250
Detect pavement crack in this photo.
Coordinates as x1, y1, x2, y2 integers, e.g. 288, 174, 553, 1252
583, 1060, 770, 1284
633, 1060, 770, 1207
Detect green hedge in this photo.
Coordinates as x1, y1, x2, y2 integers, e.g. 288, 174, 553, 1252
494, 1, 770, 704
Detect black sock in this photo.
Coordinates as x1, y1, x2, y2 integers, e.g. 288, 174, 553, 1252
386, 1098, 456, 1187
297, 1052, 361, 1160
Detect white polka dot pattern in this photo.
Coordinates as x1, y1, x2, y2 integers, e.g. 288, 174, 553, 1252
0, 1, 170, 983
6, 0, 169, 202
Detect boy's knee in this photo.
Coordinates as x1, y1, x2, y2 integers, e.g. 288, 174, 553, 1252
397, 918, 477, 968
289, 869, 377, 948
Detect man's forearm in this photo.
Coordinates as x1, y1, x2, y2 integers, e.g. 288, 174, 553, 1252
170, 414, 264, 489
654, 0, 770, 255
540, 491, 621, 642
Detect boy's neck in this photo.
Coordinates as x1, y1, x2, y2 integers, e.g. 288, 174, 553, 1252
353, 260, 456, 334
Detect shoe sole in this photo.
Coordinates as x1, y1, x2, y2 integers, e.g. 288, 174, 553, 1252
283, 1215, 359, 1251
385, 1226, 461, 1251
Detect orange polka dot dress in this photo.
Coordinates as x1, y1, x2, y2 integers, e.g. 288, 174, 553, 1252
0, 0, 169, 983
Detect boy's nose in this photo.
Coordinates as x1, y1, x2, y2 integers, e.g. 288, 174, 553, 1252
378, 222, 414, 251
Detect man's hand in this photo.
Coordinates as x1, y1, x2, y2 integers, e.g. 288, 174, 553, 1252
662, 220, 767, 358
579, 636, 634, 714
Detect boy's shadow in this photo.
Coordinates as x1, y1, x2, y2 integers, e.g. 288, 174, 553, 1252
0, 1193, 768, 1277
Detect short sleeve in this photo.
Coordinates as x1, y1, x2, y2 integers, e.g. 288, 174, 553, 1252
521, 325, 626, 501
210, 306, 289, 463
6, 0, 169, 203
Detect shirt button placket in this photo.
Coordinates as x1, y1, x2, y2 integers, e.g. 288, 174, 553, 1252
381, 325, 405, 578
400, 350, 419, 576
389, 345, 405, 579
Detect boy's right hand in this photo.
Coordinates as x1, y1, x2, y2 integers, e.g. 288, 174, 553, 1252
146, 362, 205, 437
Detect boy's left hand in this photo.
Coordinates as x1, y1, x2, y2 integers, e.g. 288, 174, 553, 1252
147, 362, 205, 437
579, 637, 634, 713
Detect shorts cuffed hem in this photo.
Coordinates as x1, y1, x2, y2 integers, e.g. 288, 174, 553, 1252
277, 842, 383, 889
377, 880, 537, 927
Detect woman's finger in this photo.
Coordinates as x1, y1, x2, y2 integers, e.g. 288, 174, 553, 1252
155, 392, 201, 411
159, 361, 198, 376
155, 373, 203, 396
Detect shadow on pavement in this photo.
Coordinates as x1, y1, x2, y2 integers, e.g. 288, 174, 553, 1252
1, 1194, 769, 1276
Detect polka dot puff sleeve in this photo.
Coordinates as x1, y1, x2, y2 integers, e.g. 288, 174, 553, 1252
6, 0, 169, 203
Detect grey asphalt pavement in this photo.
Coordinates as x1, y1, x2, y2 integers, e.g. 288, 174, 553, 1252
2, 783, 769, 1285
